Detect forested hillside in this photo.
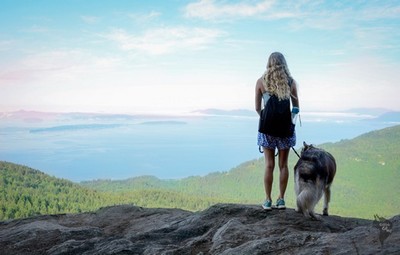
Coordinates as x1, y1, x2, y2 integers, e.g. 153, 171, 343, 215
317, 125, 400, 218
1, 125, 399, 221
0, 162, 218, 220
0, 162, 108, 219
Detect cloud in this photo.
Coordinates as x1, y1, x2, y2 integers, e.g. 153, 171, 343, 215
0, 50, 121, 86
104, 26, 225, 55
292, 1, 400, 30
353, 26, 399, 51
359, 4, 400, 20
0, 40, 14, 51
298, 55, 400, 111
81, 15, 100, 24
184, 0, 275, 20
23, 25, 49, 33
0, 51, 73, 85
128, 11, 161, 23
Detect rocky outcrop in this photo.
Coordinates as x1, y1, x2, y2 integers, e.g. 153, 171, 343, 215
0, 204, 398, 254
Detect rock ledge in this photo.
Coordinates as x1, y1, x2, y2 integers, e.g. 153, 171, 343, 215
0, 203, 398, 254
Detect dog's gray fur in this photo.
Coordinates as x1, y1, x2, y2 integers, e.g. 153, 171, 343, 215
294, 142, 336, 220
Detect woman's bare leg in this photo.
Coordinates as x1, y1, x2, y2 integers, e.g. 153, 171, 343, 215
263, 148, 275, 201
278, 149, 290, 199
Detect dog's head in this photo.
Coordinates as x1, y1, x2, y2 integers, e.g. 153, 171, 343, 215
301, 141, 316, 155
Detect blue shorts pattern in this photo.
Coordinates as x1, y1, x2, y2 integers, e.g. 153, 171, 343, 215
257, 131, 296, 150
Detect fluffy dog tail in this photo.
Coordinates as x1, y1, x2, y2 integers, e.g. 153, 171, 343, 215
296, 180, 325, 220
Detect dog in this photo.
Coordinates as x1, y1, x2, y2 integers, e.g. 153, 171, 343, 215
294, 142, 336, 220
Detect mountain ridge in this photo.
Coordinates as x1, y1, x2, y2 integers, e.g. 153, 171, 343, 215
2, 108, 400, 121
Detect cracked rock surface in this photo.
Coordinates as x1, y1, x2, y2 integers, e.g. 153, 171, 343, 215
0, 203, 399, 254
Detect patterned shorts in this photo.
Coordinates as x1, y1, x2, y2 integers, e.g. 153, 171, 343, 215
257, 131, 296, 150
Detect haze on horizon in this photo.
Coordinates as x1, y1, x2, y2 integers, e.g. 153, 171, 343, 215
1, 1, 400, 115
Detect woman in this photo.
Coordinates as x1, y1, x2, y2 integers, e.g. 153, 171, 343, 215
255, 52, 300, 210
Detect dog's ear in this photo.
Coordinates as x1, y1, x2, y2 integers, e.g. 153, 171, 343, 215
301, 141, 309, 154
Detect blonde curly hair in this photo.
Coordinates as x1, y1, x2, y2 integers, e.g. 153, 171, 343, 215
262, 52, 292, 100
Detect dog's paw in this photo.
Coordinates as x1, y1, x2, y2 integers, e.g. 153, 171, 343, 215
310, 212, 322, 221
322, 208, 329, 216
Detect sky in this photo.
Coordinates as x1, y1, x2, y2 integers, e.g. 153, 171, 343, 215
1, 0, 400, 114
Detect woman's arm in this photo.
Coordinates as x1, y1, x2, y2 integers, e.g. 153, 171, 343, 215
255, 78, 263, 116
290, 79, 299, 109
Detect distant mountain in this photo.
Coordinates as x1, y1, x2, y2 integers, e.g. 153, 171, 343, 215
0, 110, 61, 122
139, 120, 187, 125
193, 108, 255, 117
194, 107, 400, 118
345, 107, 392, 116
30, 123, 122, 133
0, 110, 182, 123
2, 108, 398, 122
366, 111, 400, 123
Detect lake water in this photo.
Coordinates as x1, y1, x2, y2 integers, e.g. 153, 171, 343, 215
0, 112, 396, 182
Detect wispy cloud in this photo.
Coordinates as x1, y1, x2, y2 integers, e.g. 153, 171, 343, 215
0, 50, 120, 85
0, 40, 14, 51
104, 26, 225, 55
184, 0, 275, 20
359, 4, 400, 20
353, 25, 400, 51
0, 50, 78, 85
23, 25, 49, 33
128, 11, 161, 23
182, 0, 343, 30
81, 15, 100, 24
294, 1, 400, 29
